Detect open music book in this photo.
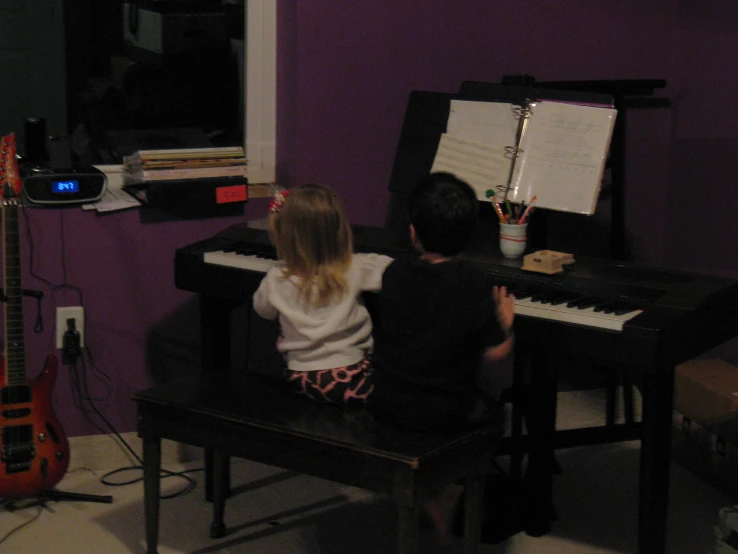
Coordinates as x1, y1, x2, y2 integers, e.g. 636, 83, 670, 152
430, 99, 617, 215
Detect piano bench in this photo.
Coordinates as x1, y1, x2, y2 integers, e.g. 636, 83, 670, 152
133, 372, 503, 554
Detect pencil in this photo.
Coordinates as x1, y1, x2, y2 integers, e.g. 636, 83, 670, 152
492, 200, 506, 223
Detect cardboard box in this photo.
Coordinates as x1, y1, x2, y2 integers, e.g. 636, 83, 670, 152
675, 358, 738, 426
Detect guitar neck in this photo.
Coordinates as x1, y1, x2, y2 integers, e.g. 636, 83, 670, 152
1, 134, 27, 386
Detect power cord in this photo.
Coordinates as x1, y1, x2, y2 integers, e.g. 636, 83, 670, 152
0, 503, 43, 547
68, 346, 204, 498
11, 207, 203, 511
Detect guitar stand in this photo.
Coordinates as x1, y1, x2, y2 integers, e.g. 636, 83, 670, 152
1, 287, 44, 333
4, 490, 113, 511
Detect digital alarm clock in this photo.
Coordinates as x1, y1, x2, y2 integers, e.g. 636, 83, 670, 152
22, 164, 107, 205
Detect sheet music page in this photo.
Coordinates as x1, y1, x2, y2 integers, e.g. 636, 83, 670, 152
430, 133, 512, 200
508, 101, 616, 215
430, 100, 520, 200
446, 100, 519, 148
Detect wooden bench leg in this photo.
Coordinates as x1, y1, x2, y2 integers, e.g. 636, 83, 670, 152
210, 450, 229, 538
396, 502, 420, 554
463, 472, 483, 554
143, 436, 161, 554
205, 447, 231, 502
623, 376, 635, 425
606, 370, 618, 426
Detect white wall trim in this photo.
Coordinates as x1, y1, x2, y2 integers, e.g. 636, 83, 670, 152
86, 2, 276, 185
245, 0, 277, 185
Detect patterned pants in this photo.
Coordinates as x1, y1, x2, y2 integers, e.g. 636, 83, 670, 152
285, 355, 374, 404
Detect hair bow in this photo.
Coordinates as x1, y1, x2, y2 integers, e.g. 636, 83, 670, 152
269, 189, 290, 213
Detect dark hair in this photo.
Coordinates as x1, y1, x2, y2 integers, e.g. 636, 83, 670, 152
407, 172, 478, 256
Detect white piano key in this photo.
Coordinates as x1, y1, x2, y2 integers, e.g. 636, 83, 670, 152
204, 250, 276, 273
514, 297, 642, 331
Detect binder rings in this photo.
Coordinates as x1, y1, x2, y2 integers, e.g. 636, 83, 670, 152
388, 88, 616, 216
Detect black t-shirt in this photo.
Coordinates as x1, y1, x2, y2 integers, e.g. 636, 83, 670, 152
369, 253, 507, 432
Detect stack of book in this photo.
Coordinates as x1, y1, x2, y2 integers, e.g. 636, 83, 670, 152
122, 146, 249, 209
122, 146, 247, 184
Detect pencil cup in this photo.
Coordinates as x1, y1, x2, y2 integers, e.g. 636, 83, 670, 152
499, 223, 528, 259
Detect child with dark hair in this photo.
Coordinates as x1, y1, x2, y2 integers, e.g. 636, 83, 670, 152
369, 172, 515, 544
253, 183, 393, 404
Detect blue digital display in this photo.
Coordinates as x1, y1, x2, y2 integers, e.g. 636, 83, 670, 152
52, 179, 79, 194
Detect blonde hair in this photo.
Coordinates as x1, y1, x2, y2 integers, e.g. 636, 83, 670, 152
268, 183, 353, 306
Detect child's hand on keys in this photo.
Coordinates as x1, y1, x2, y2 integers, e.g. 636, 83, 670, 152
493, 285, 515, 335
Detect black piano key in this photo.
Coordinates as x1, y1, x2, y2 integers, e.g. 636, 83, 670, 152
256, 246, 277, 259
229, 245, 276, 259
613, 304, 638, 316
532, 292, 567, 304
530, 292, 551, 303
548, 295, 572, 306
542, 294, 568, 305
510, 287, 534, 299
594, 301, 617, 313
571, 297, 599, 309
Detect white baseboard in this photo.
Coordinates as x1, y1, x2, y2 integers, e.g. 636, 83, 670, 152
68, 432, 204, 471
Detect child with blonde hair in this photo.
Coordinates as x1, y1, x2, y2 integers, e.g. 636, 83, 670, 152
253, 183, 393, 403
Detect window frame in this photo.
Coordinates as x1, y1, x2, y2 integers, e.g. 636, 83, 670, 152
98, 1, 276, 187
244, 0, 276, 185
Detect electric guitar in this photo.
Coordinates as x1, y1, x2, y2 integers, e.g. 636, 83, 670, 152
0, 133, 69, 498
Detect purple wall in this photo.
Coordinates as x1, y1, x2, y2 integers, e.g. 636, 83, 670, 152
288, 1, 674, 227
19, 206, 268, 438
9, 0, 738, 438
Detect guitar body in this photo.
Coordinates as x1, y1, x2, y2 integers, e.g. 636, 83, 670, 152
0, 354, 70, 498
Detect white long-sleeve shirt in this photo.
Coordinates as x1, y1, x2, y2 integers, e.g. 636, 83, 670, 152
252, 253, 394, 371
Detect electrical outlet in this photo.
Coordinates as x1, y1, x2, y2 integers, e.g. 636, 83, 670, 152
56, 306, 84, 349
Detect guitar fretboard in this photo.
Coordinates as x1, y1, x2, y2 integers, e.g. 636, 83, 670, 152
1, 134, 27, 386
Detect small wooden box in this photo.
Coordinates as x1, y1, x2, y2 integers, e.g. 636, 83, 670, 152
522, 250, 575, 274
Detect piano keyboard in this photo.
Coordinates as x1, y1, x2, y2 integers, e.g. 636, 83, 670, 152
514, 297, 640, 331
203, 248, 642, 331
204, 246, 278, 273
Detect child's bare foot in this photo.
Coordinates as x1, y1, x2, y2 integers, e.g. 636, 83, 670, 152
422, 483, 463, 546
